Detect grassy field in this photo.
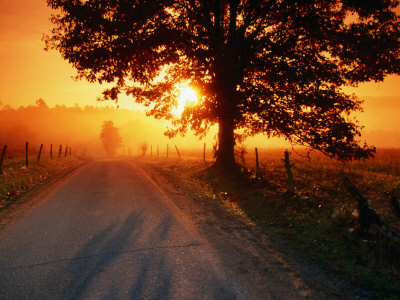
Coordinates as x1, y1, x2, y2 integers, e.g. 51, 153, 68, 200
149, 147, 400, 299
0, 152, 84, 210
2, 144, 400, 298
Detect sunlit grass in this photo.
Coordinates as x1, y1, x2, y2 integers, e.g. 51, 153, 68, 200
0, 156, 84, 209
144, 148, 400, 298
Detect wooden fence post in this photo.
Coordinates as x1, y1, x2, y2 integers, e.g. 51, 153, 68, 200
59, 144, 62, 158
283, 150, 294, 194
342, 174, 383, 230
391, 187, 400, 220
50, 144, 53, 160
255, 147, 260, 177
37, 144, 43, 162
65, 145, 68, 157
25, 141, 29, 167
0, 145, 7, 175
175, 145, 181, 160
203, 143, 206, 164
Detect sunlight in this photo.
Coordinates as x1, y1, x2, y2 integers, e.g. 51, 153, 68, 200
171, 84, 198, 117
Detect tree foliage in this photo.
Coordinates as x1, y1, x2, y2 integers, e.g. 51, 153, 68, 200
45, 0, 400, 166
100, 120, 123, 156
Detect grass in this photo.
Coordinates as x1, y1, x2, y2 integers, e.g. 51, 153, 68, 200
0, 155, 84, 209
2, 146, 399, 297
149, 148, 400, 299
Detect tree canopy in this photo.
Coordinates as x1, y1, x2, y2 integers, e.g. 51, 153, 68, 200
45, 0, 400, 167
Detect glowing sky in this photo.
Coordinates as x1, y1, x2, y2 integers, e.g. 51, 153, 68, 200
0, 0, 138, 110
0, 0, 399, 146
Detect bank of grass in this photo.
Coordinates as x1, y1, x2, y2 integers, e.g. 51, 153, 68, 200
204, 169, 400, 299
0, 156, 84, 209
151, 150, 400, 299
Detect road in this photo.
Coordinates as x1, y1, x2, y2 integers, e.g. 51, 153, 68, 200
0, 160, 365, 299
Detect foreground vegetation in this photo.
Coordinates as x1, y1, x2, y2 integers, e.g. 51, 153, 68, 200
0, 155, 84, 209
2, 145, 399, 297
150, 148, 400, 299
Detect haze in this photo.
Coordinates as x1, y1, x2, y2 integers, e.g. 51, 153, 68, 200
0, 99, 218, 157
0, 0, 399, 149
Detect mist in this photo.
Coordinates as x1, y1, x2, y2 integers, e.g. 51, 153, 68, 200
0, 98, 398, 160
0, 99, 218, 158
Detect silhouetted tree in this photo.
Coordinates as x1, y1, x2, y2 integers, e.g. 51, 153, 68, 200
45, 0, 400, 169
140, 143, 148, 156
100, 121, 123, 156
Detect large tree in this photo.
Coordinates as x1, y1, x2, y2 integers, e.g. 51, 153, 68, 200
45, 0, 400, 168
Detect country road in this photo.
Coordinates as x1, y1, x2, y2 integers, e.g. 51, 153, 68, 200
0, 159, 370, 300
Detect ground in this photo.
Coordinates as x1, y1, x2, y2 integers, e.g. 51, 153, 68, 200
0, 157, 387, 299
134, 158, 375, 299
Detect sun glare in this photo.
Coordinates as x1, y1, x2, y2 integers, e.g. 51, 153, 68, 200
171, 84, 198, 117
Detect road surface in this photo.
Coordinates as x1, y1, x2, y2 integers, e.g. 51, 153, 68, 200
0, 160, 365, 299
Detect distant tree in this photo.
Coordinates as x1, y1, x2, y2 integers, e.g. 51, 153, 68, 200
100, 121, 122, 156
140, 143, 148, 156
45, 0, 400, 169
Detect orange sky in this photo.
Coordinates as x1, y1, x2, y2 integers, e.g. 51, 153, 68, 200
0, 0, 399, 147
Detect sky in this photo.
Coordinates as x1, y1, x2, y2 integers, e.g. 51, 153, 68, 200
0, 0, 399, 148
0, 0, 138, 110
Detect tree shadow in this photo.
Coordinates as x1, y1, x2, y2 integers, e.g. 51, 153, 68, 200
53, 211, 200, 299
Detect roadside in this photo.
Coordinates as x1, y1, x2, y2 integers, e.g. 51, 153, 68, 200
1, 158, 342, 299
0, 157, 87, 235
1, 155, 396, 298
134, 158, 376, 299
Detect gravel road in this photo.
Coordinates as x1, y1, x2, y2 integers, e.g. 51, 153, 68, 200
0, 159, 371, 299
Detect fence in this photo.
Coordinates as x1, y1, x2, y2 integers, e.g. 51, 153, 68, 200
131, 143, 210, 163
130, 142, 400, 236
130, 143, 295, 190
0, 142, 73, 174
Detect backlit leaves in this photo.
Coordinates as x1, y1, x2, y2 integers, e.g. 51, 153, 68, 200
45, 0, 400, 161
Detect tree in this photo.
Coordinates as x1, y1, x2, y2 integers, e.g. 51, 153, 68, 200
45, 0, 400, 169
100, 120, 123, 156
140, 143, 148, 156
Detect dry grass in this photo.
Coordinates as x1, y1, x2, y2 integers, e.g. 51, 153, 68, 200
0, 153, 84, 209
238, 148, 400, 233
145, 147, 400, 299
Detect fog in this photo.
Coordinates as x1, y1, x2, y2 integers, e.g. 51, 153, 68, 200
0, 98, 398, 160
0, 99, 219, 158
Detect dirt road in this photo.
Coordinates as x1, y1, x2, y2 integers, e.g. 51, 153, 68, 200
0, 160, 371, 299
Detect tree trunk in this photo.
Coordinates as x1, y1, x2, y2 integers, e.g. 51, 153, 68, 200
213, 52, 238, 170
215, 107, 236, 169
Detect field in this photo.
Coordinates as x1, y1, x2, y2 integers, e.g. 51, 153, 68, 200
144, 147, 400, 299
2, 144, 400, 298
0, 144, 84, 210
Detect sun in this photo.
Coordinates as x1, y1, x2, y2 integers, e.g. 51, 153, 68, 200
171, 84, 199, 117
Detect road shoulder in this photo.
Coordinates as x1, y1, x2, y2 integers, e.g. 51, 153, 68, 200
134, 158, 375, 300
0, 160, 88, 237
